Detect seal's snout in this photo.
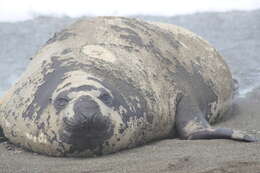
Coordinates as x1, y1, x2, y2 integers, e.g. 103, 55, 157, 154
74, 95, 100, 121
59, 95, 114, 153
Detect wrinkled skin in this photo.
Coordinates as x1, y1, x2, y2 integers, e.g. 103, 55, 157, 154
0, 17, 256, 157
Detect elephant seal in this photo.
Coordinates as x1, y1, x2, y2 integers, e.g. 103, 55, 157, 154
0, 17, 256, 157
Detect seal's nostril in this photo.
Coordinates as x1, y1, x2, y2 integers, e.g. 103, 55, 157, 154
74, 96, 99, 118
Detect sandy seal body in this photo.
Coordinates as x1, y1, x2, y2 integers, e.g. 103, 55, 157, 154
0, 17, 256, 157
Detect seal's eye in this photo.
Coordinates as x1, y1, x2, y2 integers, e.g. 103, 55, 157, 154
54, 97, 70, 112
56, 98, 69, 106
98, 89, 112, 106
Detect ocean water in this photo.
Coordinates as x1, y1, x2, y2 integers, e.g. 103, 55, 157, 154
0, 10, 259, 97
1, 0, 260, 22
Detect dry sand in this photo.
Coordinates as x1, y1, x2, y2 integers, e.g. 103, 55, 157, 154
1, 89, 260, 173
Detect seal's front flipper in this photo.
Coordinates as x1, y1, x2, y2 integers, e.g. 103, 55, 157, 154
187, 128, 257, 142
0, 127, 7, 143
175, 95, 257, 142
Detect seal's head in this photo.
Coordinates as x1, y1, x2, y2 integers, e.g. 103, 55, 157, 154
49, 69, 148, 156
52, 70, 119, 155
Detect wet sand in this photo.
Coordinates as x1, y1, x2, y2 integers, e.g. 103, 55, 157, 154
1, 90, 260, 173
